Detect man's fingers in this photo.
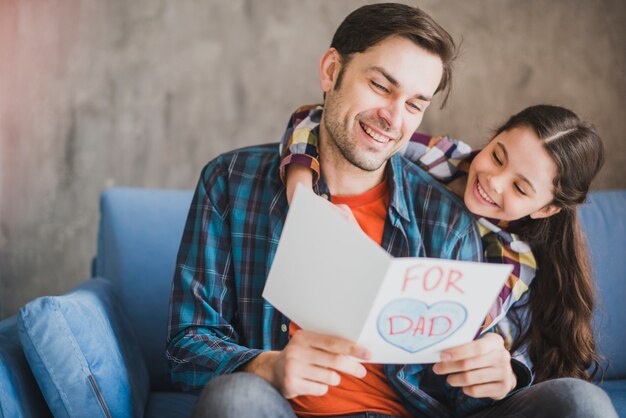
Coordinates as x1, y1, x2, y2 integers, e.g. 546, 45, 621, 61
433, 345, 510, 375
294, 330, 370, 360
308, 366, 342, 386
433, 354, 491, 375
283, 376, 330, 399
304, 348, 367, 379
444, 366, 503, 387
280, 338, 367, 398
439, 333, 503, 362
288, 362, 341, 387
459, 382, 511, 400
287, 330, 368, 379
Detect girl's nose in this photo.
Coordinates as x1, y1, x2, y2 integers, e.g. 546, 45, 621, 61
488, 174, 504, 194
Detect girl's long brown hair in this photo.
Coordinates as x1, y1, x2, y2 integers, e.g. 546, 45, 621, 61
498, 105, 605, 382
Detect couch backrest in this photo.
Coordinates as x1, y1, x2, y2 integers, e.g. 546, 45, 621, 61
94, 187, 625, 388
578, 189, 626, 380
95, 187, 193, 390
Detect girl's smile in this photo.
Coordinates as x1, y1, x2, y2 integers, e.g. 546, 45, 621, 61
473, 177, 499, 207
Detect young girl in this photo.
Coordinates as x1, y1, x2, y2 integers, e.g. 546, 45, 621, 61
279, 104, 605, 383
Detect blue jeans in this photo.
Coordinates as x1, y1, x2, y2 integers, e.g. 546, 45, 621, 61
191, 373, 618, 418
468, 378, 618, 418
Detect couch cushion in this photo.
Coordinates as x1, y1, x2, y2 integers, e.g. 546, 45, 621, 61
18, 278, 149, 418
597, 379, 626, 415
96, 187, 193, 390
0, 316, 52, 418
578, 190, 626, 379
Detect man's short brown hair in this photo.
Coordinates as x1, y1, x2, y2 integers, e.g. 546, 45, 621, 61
330, 3, 457, 107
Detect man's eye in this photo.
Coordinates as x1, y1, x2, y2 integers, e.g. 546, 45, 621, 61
514, 183, 527, 195
492, 151, 503, 166
407, 102, 423, 113
371, 81, 389, 93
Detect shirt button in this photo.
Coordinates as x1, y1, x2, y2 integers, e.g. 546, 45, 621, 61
509, 240, 531, 254
320, 193, 329, 200
281, 324, 288, 333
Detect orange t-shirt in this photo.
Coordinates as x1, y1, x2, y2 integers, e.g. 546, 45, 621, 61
289, 180, 411, 418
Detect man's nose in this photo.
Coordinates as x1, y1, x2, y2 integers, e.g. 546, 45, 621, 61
377, 100, 403, 133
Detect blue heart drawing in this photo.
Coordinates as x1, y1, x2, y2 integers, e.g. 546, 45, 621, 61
377, 299, 467, 353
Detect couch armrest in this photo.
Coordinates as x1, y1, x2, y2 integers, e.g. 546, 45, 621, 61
0, 315, 52, 418
18, 277, 150, 418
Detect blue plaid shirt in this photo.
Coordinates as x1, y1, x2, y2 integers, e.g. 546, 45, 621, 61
167, 143, 495, 417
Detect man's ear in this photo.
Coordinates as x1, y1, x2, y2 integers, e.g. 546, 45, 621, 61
529, 204, 561, 219
319, 48, 341, 93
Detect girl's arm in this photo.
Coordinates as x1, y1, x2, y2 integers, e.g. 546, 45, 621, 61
279, 105, 323, 204
403, 132, 475, 186
279, 105, 476, 202
285, 165, 314, 205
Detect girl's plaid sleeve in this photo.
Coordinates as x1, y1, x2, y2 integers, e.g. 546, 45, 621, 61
402, 133, 475, 183
477, 218, 537, 336
278, 104, 323, 184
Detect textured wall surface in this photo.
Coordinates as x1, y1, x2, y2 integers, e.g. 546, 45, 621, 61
1, 0, 624, 318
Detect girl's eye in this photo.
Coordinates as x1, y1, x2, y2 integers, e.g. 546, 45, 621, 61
371, 81, 389, 93
514, 183, 527, 196
492, 151, 503, 166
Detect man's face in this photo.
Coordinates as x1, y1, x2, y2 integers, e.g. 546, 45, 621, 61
320, 36, 444, 173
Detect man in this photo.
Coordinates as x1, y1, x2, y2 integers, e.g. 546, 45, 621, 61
167, 3, 616, 417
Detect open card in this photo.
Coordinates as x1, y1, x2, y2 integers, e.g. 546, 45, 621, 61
263, 185, 512, 363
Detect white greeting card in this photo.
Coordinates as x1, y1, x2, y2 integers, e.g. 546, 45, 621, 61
263, 186, 512, 363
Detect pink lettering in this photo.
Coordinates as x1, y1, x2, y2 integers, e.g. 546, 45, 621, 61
428, 316, 452, 337
385, 314, 454, 338
388, 315, 413, 335
412, 316, 426, 336
401, 265, 465, 293
423, 267, 443, 291
445, 269, 464, 294
401, 264, 424, 292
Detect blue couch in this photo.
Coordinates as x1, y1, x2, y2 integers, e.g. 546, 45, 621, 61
1, 187, 624, 417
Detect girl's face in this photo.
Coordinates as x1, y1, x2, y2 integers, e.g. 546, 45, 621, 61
464, 126, 561, 221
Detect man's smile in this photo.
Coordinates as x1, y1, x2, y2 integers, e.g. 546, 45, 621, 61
359, 121, 396, 145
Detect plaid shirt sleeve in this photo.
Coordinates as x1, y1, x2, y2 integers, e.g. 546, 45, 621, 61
476, 218, 537, 336
402, 133, 475, 183
278, 104, 323, 184
166, 158, 264, 391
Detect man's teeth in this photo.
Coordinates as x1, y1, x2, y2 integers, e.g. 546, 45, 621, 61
362, 123, 390, 143
477, 181, 496, 204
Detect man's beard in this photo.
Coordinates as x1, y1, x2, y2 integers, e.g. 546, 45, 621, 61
322, 94, 396, 172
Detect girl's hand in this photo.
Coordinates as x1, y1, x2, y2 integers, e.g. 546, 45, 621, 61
286, 165, 314, 205
432, 333, 517, 400
285, 165, 359, 229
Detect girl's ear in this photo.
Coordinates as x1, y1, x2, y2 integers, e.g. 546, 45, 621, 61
529, 204, 561, 219
319, 48, 341, 93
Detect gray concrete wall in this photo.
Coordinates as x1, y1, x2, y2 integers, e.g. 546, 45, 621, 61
1, 0, 624, 319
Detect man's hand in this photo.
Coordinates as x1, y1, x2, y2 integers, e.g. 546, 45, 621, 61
241, 329, 370, 398
432, 333, 516, 400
